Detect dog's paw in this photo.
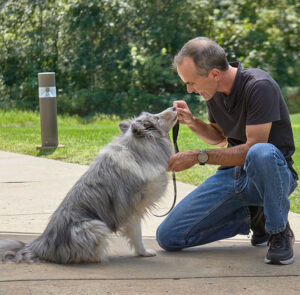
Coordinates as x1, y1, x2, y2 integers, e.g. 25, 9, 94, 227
137, 249, 157, 257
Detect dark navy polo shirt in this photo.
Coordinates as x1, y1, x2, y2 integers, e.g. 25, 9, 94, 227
206, 62, 298, 179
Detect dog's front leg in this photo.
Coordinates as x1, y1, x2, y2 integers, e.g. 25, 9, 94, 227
122, 217, 156, 257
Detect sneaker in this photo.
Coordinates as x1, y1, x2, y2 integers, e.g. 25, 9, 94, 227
265, 222, 295, 265
249, 206, 268, 246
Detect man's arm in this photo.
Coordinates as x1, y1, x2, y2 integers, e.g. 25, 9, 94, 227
206, 123, 272, 166
168, 122, 272, 171
175, 100, 227, 146
210, 122, 228, 147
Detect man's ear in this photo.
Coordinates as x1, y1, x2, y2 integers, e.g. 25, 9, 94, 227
118, 120, 130, 133
210, 68, 221, 81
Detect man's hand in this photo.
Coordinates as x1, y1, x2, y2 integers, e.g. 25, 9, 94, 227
168, 150, 199, 172
173, 100, 195, 126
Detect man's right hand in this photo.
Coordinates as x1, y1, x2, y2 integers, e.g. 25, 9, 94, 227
173, 100, 195, 126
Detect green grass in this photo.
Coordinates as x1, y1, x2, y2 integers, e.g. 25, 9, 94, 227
0, 110, 121, 164
287, 113, 300, 214
0, 110, 299, 213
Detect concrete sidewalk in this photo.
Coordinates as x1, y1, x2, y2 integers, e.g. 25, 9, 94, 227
0, 151, 299, 295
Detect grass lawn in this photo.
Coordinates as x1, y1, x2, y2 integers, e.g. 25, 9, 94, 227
0, 110, 299, 214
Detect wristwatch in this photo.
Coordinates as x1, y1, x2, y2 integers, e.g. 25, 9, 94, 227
197, 149, 209, 165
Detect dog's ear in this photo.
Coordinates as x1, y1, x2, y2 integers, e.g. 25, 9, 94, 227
118, 120, 131, 133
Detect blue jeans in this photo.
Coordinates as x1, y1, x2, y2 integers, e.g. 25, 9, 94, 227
156, 143, 298, 251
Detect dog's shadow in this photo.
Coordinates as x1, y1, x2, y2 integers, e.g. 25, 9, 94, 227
67, 242, 265, 269
58, 243, 285, 282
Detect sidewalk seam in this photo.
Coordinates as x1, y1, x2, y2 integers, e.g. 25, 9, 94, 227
1, 274, 300, 283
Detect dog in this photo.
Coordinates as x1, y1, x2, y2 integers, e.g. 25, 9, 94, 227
0, 107, 177, 264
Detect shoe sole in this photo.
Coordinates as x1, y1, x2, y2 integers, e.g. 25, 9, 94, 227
252, 241, 268, 247
264, 255, 295, 265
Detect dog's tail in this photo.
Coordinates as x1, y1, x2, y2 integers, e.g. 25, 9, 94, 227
0, 239, 38, 263
1, 219, 112, 264
0, 239, 24, 263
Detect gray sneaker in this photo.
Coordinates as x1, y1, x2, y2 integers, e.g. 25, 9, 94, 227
265, 222, 295, 265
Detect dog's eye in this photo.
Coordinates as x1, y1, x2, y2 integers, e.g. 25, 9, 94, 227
143, 122, 156, 130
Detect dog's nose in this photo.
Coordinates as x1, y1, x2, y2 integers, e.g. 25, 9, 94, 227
172, 107, 176, 111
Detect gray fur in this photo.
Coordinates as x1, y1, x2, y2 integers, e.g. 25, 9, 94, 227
0, 107, 177, 264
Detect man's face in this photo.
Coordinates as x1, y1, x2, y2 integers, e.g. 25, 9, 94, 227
177, 57, 218, 101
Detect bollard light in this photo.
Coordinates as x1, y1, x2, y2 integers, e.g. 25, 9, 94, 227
37, 72, 63, 150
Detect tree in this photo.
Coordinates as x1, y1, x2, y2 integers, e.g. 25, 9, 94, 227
1, 0, 299, 116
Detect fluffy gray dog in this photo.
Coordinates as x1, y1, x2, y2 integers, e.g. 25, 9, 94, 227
0, 107, 177, 264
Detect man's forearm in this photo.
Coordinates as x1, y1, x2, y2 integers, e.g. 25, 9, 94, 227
206, 144, 250, 166
168, 144, 250, 172
187, 116, 226, 146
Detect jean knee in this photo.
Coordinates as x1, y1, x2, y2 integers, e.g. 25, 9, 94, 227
156, 224, 171, 251
245, 143, 274, 168
156, 223, 181, 252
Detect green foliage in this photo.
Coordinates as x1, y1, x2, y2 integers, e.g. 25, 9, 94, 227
283, 87, 300, 114
0, 0, 300, 116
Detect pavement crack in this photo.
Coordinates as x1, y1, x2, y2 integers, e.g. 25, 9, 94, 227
0, 213, 51, 217
1, 275, 300, 283
0, 181, 40, 184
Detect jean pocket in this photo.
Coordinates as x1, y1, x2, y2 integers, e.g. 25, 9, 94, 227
273, 148, 288, 167
234, 166, 248, 194
289, 179, 298, 195
276, 157, 287, 167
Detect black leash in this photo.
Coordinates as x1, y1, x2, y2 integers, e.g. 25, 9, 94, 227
153, 120, 179, 217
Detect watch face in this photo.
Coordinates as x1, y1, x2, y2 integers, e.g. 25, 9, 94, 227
197, 150, 208, 164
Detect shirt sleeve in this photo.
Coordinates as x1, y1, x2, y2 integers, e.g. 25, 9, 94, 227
246, 79, 281, 125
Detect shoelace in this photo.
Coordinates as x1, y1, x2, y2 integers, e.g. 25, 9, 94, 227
268, 230, 291, 249
268, 232, 284, 248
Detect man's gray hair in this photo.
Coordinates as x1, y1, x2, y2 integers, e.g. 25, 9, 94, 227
173, 37, 229, 76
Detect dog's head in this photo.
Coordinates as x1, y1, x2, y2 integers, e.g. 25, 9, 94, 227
119, 107, 177, 139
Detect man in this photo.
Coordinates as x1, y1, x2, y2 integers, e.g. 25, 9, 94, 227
156, 37, 298, 265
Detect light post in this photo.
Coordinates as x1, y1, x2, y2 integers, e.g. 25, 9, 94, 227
37, 72, 63, 149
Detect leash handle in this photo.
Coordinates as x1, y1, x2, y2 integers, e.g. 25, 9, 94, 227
153, 121, 179, 218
